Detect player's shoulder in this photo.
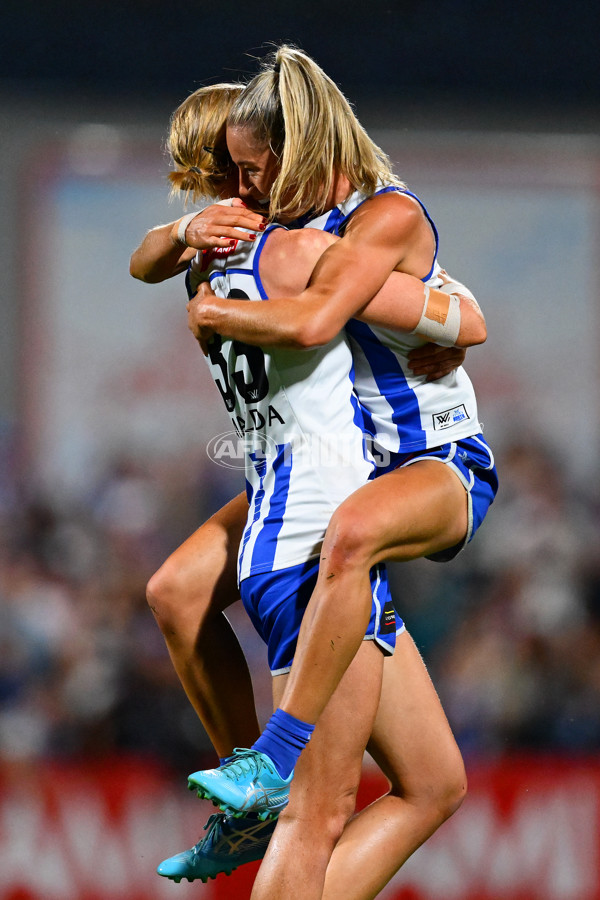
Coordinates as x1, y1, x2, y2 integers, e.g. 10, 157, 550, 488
361, 189, 423, 221
263, 224, 335, 265
260, 226, 336, 297
346, 189, 425, 242
268, 225, 334, 252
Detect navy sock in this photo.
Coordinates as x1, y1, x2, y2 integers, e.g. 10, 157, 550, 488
252, 708, 315, 779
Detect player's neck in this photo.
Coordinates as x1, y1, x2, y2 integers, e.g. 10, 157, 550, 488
326, 172, 352, 209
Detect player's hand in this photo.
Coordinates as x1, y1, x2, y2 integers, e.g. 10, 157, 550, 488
408, 343, 466, 381
187, 281, 218, 354
178, 199, 267, 250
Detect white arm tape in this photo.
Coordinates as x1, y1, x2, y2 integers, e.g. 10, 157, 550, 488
412, 287, 461, 347
176, 211, 200, 246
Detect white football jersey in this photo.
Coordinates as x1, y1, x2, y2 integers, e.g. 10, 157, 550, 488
187, 226, 375, 581
305, 187, 481, 468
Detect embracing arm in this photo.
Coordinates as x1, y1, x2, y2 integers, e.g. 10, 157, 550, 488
188, 191, 486, 350
129, 200, 268, 284
191, 265, 485, 351
130, 221, 196, 283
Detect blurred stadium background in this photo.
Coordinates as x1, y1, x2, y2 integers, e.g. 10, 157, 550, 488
1, 2, 599, 898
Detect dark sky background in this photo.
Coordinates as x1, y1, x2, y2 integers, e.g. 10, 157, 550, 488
2, 0, 598, 124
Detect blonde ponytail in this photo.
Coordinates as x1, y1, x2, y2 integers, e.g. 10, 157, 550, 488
228, 45, 403, 220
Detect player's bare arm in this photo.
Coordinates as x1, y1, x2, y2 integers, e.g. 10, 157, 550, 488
188, 239, 485, 356
130, 222, 196, 283
130, 200, 267, 283
187, 193, 485, 350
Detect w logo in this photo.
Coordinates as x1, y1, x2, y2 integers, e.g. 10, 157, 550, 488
433, 405, 469, 431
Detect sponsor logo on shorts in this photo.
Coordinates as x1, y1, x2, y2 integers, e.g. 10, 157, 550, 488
380, 602, 396, 634
432, 404, 469, 431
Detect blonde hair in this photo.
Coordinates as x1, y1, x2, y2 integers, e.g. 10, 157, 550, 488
167, 83, 244, 203
228, 45, 404, 221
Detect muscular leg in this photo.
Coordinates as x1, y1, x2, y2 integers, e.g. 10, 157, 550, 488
251, 641, 384, 900
323, 631, 466, 899
147, 492, 259, 758
280, 461, 468, 725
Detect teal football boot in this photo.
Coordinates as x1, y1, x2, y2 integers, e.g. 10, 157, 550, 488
157, 811, 277, 883
188, 748, 292, 819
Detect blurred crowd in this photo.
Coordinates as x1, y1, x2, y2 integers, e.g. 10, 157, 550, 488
2, 435, 600, 778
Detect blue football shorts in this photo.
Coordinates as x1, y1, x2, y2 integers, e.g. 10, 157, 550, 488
240, 557, 403, 675
391, 432, 498, 562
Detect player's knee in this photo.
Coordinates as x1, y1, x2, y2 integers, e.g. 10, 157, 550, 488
146, 562, 177, 630
435, 748, 467, 820
438, 759, 467, 821
323, 503, 378, 570
426, 767, 467, 829
146, 556, 202, 633
392, 753, 467, 826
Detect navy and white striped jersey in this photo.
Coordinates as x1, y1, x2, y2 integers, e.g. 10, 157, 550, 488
306, 187, 481, 468
187, 226, 375, 581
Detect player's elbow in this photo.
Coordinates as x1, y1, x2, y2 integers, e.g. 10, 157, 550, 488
456, 311, 487, 348
474, 318, 487, 345
130, 255, 149, 282
465, 320, 487, 347
292, 324, 331, 349
129, 256, 160, 284
292, 309, 341, 349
